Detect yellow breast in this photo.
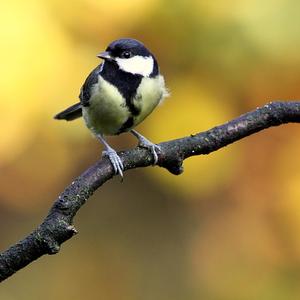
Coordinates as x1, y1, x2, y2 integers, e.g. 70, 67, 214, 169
82, 76, 129, 135
133, 75, 168, 127
82, 75, 168, 136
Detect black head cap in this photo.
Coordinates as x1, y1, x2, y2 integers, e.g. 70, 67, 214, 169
106, 38, 152, 59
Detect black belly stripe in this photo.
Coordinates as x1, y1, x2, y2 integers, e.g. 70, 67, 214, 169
100, 61, 143, 116
126, 98, 140, 116
118, 116, 134, 133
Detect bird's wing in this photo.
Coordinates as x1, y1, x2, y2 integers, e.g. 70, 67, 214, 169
54, 102, 82, 121
79, 64, 103, 107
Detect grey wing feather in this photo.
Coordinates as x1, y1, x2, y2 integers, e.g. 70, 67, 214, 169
79, 64, 102, 107
54, 63, 103, 121
54, 102, 82, 121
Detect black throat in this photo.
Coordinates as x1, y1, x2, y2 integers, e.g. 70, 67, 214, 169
101, 61, 143, 116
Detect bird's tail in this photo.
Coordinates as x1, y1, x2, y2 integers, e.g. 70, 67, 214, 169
54, 102, 83, 121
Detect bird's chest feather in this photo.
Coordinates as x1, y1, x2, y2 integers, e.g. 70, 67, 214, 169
132, 76, 165, 126
82, 76, 129, 135
83, 75, 165, 135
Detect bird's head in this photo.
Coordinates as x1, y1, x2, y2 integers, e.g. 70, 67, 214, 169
97, 38, 156, 77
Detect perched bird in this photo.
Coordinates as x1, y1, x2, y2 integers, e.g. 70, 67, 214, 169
54, 38, 168, 177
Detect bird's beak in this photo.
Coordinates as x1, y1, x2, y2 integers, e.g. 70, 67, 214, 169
97, 51, 113, 61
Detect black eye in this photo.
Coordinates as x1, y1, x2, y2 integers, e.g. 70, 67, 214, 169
122, 51, 132, 59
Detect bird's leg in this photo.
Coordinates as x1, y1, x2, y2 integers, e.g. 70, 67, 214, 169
130, 130, 161, 164
97, 134, 124, 177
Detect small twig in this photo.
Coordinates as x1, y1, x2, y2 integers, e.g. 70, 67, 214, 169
1, 101, 300, 282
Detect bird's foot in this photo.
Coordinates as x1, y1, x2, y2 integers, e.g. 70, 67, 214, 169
102, 148, 124, 177
137, 136, 161, 165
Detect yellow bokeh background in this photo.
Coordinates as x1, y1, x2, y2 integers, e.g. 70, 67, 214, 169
1, 0, 300, 299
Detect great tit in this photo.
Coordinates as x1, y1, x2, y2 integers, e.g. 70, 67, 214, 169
54, 38, 169, 177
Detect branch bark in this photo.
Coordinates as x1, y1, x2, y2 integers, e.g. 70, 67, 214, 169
1, 101, 300, 282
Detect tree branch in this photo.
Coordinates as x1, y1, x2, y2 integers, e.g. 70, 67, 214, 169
1, 101, 300, 282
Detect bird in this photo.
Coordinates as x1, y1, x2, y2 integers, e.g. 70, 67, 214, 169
54, 38, 169, 177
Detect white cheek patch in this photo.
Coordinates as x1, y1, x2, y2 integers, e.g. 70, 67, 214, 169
116, 55, 154, 77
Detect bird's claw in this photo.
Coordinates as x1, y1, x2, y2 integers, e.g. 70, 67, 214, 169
130, 130, 161, 165
102, 149, 124, 177
139, 140, 161, 165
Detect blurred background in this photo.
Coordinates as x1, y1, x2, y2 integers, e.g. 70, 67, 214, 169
1, 0, 300, 299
